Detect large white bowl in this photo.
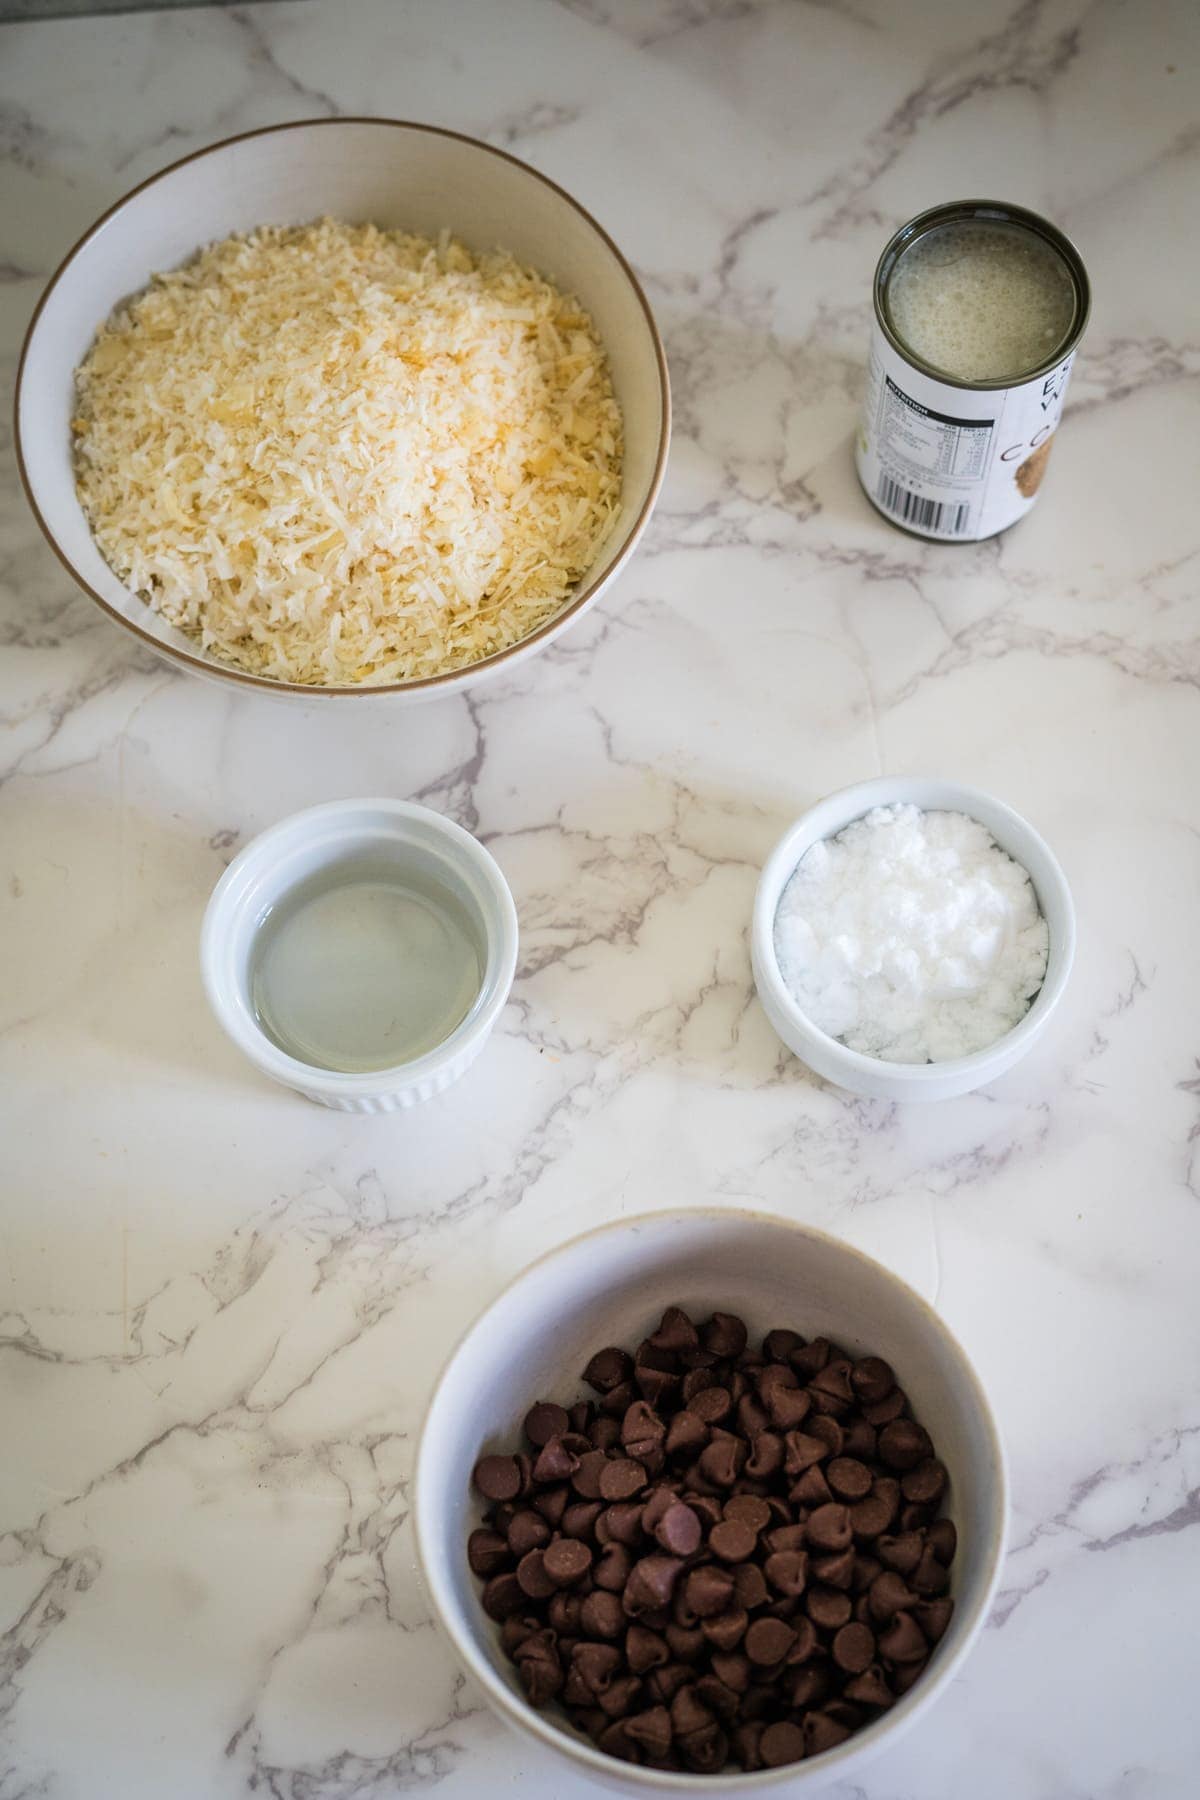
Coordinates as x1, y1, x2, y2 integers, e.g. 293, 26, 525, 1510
416, 1209, 1007, 1795
16, 118, 670, 702
752, 777, 1076, 1103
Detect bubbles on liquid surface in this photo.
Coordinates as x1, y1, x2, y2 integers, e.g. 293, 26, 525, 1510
886, 220, 1076, 384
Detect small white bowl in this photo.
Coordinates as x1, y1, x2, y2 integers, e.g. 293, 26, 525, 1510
416, 1209, 1007, 1795
16, 117, 669, 702
752, 777, 1075, 1103
200, 798, 517, 1111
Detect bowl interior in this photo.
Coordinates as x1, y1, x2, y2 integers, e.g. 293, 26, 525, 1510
202, 799, 517, 1087
417, 1210, 1006, 1789
18, 119, 667, 695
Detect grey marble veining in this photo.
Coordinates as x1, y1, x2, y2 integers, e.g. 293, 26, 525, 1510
1, 0, 1198, 1795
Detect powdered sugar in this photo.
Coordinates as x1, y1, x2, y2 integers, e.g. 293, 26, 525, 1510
773, 804, 1049, 1063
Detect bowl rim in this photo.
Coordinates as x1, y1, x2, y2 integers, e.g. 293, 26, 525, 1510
198, 796, 518, 1095
14, 114, 672, 699
414, 1205, 1010, 1792
752, 776, 1076, 1087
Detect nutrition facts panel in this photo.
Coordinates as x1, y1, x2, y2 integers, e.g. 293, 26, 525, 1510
878, 378, 992, 479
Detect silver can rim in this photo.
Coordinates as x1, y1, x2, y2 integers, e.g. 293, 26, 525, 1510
873, 198, 1092, 391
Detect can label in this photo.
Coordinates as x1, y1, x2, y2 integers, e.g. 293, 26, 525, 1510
856, 318, 1076, 541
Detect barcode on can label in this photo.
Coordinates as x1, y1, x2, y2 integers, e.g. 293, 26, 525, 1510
875, 474, 971, 537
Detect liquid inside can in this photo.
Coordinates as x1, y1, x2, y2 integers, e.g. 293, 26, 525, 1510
856, 200, 1090, 542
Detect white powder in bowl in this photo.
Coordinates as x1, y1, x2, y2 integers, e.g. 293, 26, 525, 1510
773, 804, 1050, 1064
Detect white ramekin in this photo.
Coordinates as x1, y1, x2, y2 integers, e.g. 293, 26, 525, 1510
752, 776, 1075, 1103
200, 798, 517, 1111
415, 1208, 1008, 1795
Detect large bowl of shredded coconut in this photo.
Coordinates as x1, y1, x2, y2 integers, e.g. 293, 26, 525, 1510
16, 120, 670, 699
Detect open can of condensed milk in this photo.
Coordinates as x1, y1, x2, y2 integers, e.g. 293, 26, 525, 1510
856, 200, 1091, 541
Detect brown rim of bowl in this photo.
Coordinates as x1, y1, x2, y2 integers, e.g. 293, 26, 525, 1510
14, 115, 672, 700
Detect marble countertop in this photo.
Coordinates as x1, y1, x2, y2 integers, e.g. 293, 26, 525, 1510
2, 1, 1198, 1795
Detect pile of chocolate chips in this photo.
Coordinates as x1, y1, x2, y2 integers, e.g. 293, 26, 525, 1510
468, 1307, 956, 1774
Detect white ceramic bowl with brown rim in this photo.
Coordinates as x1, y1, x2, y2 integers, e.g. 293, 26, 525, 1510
15, 117, 670, 703
415, 1209, 1007, 1795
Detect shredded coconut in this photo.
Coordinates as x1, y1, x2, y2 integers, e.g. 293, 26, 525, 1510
773, 804, 1049, 1063
72, 219, 623, 686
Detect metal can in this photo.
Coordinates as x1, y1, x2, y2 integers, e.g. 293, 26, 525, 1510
856, 200, 1091, 542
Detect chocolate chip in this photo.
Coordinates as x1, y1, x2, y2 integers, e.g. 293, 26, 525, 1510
902, 1458, 948, 1505
807, 1503, 853, 1552
481, 1571, 525, 1620
805, 1585, 852, 1630
621, 1399, 665, 1447
878, 1419, 931, 1470
532, 1485, 569, 1528
599, 1459, 648, 1502
767, 1385, 813, 1431
844, 1661, 895, 1708
679, 1721, 728, 1773
848, 1492, 893, 1539
744, 1616, 797, 1665
784, 1430, 828, 1474
635, 1364, 679, 1407
651, 1499, 699, 1557
744, 1430, 784, 1480
827, 1456, 873, 1501
711, 1649, 752, 1692
790, 1463, 834, 1508
625, 1554, 684, 1614
472, 1454, 522, 1502
732, 1721, 764, 1770
702, 1312, 748, 1358
915, 1596, 954, 1642
670, 1682, 714, 1737
694, 1671, 740, 1722
878, 1611, 928, 1663
543, 1538, 592, 1588
666, 1621, 706, 1662
665, 1410, 709, 1458
647, 1660, 691, 1703
594, 1543, 633, 1591
927, 1517, 958, 1566
690, 1386, 733, 1425
595, 1718, 637, 1761
851, 1356, 895, 1404
624, 1623, 669, 1673
520, 1652, 563, 1706
764, 1522, 806, 1554
841, 1417, 878, 1460
807, 1413, 845, 1456
506, 1510, 550, 1558
516, 1548, 557, 1600
763, 1548, 808, 1596
569, 1449, 608, 1499
788, 1661, 831, 1709
709, 1519, 757, 1563
892, 1654, 930, 1693
876, 1531, 923, 1575
584, 1347, 633, 1394
578, 1589, 624, 1639
523, 1402, 570, 1447
650, 1306, 699, 1353
868, 1570, 917, 1622
733, 1562, 768, 1611
467, 1528, 509, 1576
701, 1607, 748, 1651
698, 1435, 745, 1489
625, 1705, 672, 1759
812, 1546, 856, 1590
911, 1545, 951, 1596
548, 1591, 584, 1636
804, 1710, 852, 1756
685, 1565, 736, 1618
791, 1337, 831, 1378
860, 1387, 908, 1426
832, 1621, 876, 1673
759, 1719, 806, 1768
736, 1392, 771, 1438
809, 1360, 855, 1406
